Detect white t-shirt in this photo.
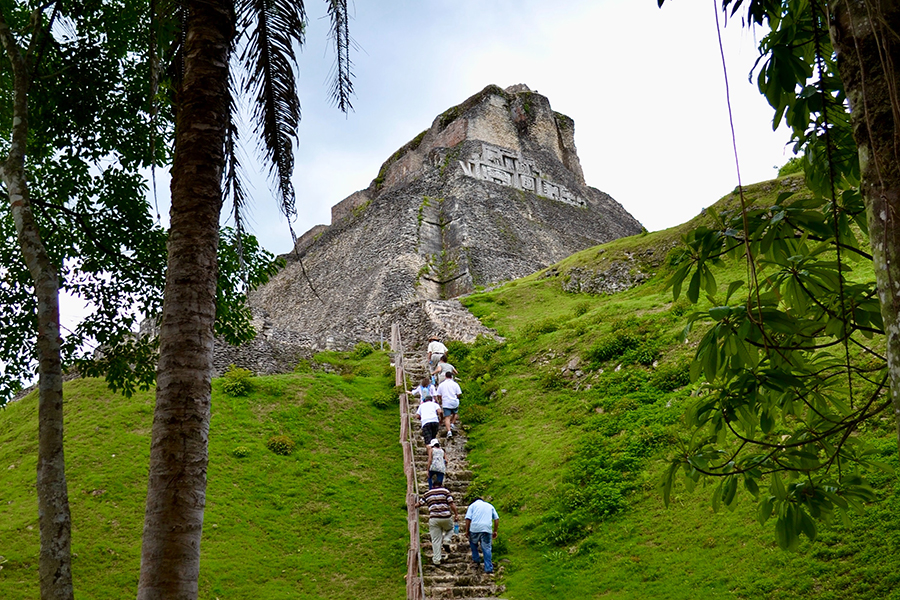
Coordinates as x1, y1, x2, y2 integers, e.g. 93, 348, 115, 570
416, 401, 441, 425
437, 379, 462, 410
411, 384, 436, 400
428, 340, 448, 356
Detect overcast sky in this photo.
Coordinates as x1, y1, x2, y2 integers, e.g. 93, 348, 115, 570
226, 0, 791, 256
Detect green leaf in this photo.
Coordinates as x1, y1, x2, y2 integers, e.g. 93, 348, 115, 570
723, 475, 738, 506
744, 476, 760, 498
799, 510, 817, 542
760, 409, 774, 434
775, 516, 790, 550
725, 280, 744, 303
758, 496, 774, 524
771, 473, 787, 500
712, 479, 723, 513
709, 306, 731, 321
687, 268, 702, 304
661, 461, 679, 506
703, 265, 718, 297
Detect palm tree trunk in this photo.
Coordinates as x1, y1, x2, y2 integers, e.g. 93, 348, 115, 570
0, 13, 74, 600
136, 1, 233, 598
830, 1, 900, 446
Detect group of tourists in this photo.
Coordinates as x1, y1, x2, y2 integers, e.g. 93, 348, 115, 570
411, 336, 461, 445
411, 335, 500, 574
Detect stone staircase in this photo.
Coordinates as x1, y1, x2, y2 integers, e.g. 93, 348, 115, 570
404, 359, 506, 600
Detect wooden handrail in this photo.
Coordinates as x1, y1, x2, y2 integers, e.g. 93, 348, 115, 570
393, 323, 427, 600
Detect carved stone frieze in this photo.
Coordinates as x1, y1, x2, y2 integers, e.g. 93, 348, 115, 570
458, 142, 586, 207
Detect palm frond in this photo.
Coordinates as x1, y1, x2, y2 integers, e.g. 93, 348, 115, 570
224, 66, 248, 272
238, 0, 305, 220
326, 0, 354, 112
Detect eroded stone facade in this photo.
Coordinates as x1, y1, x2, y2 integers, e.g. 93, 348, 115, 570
214, 84, 644, 375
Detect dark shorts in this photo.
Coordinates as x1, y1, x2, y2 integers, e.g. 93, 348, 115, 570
442, 406, 459, 416
422, 422, 439, 444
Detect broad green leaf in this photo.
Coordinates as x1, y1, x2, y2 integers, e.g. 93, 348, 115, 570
799, 510, 817, 542
723, 475, 738, 506
758, 496, 774, 524
688, 268, 702, 304
725, 280, 744, 303
744, 476, 760, 498
771, 473, 787, 500
709, 306, 731, 321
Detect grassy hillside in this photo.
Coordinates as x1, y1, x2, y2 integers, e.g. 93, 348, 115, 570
449, 176, 900, 599
0, 351, 407, 600
4, 175, 899, 599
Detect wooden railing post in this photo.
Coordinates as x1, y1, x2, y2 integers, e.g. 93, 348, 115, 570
394, 324, 426, 600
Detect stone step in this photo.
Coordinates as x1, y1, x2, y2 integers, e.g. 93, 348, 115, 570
424, 585, 500, 599
406, 364, 502, 599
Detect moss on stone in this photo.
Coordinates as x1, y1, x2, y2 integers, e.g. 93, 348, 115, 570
437, 84, 508, 131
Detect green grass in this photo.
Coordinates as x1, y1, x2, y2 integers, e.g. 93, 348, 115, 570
449, 178, 900, 599
0, 350, 406, 600
3, 175, 897, 599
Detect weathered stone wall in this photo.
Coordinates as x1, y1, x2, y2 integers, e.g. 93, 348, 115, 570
215, 84, 644, 372
330, 190, 371, 224
289, 224, 328, 258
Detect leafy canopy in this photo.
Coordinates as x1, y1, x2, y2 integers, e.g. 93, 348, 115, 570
658, 0, 887, 550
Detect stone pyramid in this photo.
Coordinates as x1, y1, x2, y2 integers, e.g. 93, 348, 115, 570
215, 84, 643, 374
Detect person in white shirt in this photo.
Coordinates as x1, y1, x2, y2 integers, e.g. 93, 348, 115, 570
415, 390, 443, 445
436, 372, 462, 438
427, 336, 448, 372
409, 377, 436, 404
431, 354, 458, 383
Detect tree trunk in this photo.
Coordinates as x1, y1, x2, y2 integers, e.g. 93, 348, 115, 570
136, 1, 233, 599
0, 13, 74, 600
830, 0, 900, 444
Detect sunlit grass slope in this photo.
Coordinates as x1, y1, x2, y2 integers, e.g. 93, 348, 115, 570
451, 176, 900, 600
0, 351, 407, 600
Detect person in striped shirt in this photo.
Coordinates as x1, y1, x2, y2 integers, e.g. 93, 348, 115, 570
418, 486, 460, 565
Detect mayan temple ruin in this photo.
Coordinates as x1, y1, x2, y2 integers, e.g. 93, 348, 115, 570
215, 84, 644, 374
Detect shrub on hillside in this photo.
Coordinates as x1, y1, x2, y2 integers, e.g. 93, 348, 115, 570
350, 342, 374, 359
232, 446, 251, 458
371, 390, 397, 409
222, 365, 254, 396
624, 341, 659, 366
650, 361, 691, 391
464, 475, 495, 503
778, 155, 804, 176
445, 340, 470, 362
521, 318, 559, 340
266, 435, 296, 456
463, 403, 489, 424
573, 301, 591, 317
585, 332, 639, 365
538, 370, 566, 391
669, 298, 692, 317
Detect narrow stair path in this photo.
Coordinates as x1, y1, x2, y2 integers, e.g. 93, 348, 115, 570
404, 356, 506, 600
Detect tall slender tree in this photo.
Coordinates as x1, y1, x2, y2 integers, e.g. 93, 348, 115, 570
0, 3, 170, 597
137, 2, 353, 597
